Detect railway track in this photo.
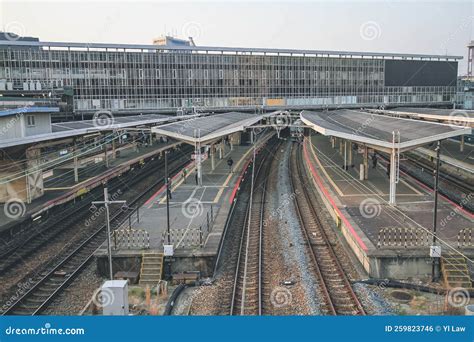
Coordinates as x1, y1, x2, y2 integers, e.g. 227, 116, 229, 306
1, 151, 190, 315
289, 143, 366, 316
229, 145, 273, 315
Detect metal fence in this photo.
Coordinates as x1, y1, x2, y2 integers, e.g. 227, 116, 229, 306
161, 205, 215, 249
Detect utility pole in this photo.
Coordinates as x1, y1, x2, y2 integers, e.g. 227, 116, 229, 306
92, 187, 127, 280
431, 140, 441, 282
165, 149, 170, 245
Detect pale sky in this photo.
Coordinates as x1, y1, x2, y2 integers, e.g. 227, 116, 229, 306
0, 0, 473, 74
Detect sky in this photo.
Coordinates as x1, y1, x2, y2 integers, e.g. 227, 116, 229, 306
0, 0, 473, 74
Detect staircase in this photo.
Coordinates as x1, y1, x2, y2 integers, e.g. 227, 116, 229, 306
139, 252, 164, 286
441, 253, 472, 289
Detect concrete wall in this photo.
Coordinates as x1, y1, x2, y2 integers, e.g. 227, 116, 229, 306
0, 116, 23, 140
0, 160, 27, 202
24, 113, 52, 137
0, 113, 51, 140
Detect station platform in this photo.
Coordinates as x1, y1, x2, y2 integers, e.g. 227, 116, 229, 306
303, 134, 474, 280
0, 141, 178, 233
413, 139, 473, 172
95, 132, 274, 278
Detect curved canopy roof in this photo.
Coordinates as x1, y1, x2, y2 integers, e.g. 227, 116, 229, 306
300, 109, 471, 152
151, 112, 268, 144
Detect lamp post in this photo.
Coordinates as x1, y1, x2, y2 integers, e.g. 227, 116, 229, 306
92, 187, 127, 280
431, 140, 441, 282
165, 149, 170, 245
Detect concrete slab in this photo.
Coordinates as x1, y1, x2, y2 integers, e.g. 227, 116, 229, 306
303, 134, 474, 279
95, 132, 275, 277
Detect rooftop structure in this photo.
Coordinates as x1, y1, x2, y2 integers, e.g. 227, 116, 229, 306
300, 110, 470, 152
0, 36, 462, 114
152, 112, 265, 144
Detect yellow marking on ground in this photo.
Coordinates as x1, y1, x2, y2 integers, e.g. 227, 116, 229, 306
309, 140, 344, 196
44, 177, 94, 191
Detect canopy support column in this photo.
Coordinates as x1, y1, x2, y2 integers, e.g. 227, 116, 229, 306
389, 148, 397, 206
211, 144, 215, 171
363, 146, 368, 180
460, 135, 464, 152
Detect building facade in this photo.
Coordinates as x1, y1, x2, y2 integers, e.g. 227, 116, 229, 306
0, 38, 462, 113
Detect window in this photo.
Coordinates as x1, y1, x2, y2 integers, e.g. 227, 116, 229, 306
219, 69, 224, 79
172, 69, 177, 79
26, 115, 35, 127
155, 69, 161, 79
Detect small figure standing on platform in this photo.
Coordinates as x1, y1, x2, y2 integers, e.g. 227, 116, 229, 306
372, 153, 378, 169
182, 168, 187, 184
195, 169, 198, 185
227, 157, 234, 173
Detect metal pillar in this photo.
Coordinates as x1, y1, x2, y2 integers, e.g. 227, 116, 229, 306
73, 139, 79, 183
211, 144, 215, 171
389, 148, 397, 205
348, 142, 353, 166
112, 139, 116, 160
230, 135, 234, 151
165, 151, 171, 245
219, 141, 223, 159
92, 188, 126, 280
343, 140, 347, 170
363, 146, 368, 180
331, 137, 335, 148
74, 155, 79, 183
104, 142, 109, 168
432, 141, 441, 281
339, 140, 343, 155
460, 135, 464, 152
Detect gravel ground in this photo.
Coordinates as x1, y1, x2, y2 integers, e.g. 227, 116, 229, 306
43, 261, 104, 315
262, 141, 321, 315
0, 223, 98, 306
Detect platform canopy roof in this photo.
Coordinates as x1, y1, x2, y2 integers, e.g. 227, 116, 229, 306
0, 113, 194, 149
368, 107, 474, 128
151, 112, 269, 144
300, 109, 472, 152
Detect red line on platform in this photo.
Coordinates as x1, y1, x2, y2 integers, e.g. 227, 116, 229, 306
303, 141, 368, 251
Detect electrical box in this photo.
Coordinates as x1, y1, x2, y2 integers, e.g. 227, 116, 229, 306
101, 280, 129, 316
430, 245, 441, 258
164, 244, 174, 257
